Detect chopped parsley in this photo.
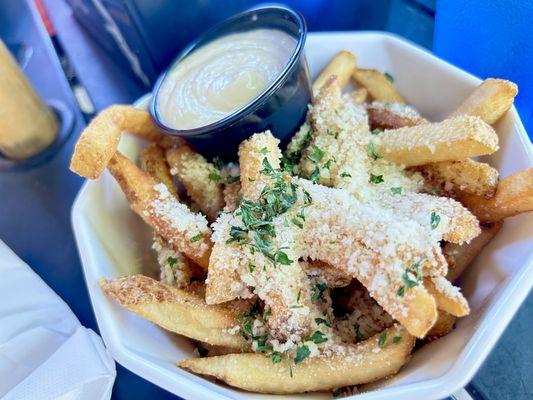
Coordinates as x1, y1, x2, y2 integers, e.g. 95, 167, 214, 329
208, 172, 221, 181
430, 212, 441, 230
305, 330, 328, 344
367, 141, 381, 160
384, 72, 394, 83
260, 147, 269, 155
323, 156, 336, 170
291, 217, 304, 229
369, 173, 384, 184
274, 250, 293, 265
271, 352, 282, 363
310, 166, 320, 183
340, 171, 352, 178
378, 331, 387, 346
294, 345, 311, 364
248, 263, 256, 273
212, 156, 224, 170
315, 317, 332, 328
167, 256, 178, 266
311, 283, 328, 303
190, 233, 202, 243
307, 144, 325, 164
391, 187, 402, 195
397, 258, 426, 297
392, 336, 402, 344
371, 128, 383, 135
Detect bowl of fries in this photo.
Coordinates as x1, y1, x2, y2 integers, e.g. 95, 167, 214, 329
71, 32, 533, 400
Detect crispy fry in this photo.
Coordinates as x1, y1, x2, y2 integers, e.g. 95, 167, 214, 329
367, 101, 425, 130
100, 275, 249, 349
425, 310, 456, 340
140, 143, 177, 196
313, 50, 356, 94
352, 68, 405, 103
450, 78, 518, 124
420, 159, 499, 198
222, 182, 241, 212
424, 277, 469, 317
70, 105, 183, 179
166, 145, 224, 221
444, 221, 503, 282
377, 115, 499, 167
457, 168, 533, 222
107, 152, 211, 268
179, 324, 414, 394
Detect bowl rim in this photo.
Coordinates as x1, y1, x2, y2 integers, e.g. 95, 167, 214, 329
150, 4, 308, 137
72, 31, 533, 400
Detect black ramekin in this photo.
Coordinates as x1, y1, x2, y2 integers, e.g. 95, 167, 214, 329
150, 4, 311, 160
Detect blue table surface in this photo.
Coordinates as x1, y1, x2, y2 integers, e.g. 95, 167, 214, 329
0, 1, 530, 399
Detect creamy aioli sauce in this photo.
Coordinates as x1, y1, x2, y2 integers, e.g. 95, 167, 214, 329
157, 29, 297, 130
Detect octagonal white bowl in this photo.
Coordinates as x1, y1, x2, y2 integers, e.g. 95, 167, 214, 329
71, 32, 533, 400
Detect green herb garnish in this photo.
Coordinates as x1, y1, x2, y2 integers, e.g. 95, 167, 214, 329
378, 331, 387, 346
384, 72, 394, 83
305, 330, 328, 344
371, 128, 383, 135
167, 256, 178, 266
369, 173, 384, 184
391, 187, 402, 195
208, 172, 221, 181
190, 233, 202, 243
340, 171, 352, 178
311, 283, 328, 303
430, 212, 441, 230
392, 336, 402, 344
367, 141, 381, 160
294, 345, 311, 364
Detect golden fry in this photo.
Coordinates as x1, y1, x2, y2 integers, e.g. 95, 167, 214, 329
444, 221, 502, 282
424, 277, 469, 317
140, 143, 177, 196
378, 115, 499, 167
450, 78, 518, 124
70, 105, 183, 179
458, 168, 533, 222
313, 50, 356, 94
100, 275, 249, 349
349, 87, 368, 104
179, 324, 414, 394
367, 102, 425, 130
108, 152, 211, 268
166, 145, 224, 221
352, 68, 405, 103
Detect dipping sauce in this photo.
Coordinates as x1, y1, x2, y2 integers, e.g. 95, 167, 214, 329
157, 29, 297, 130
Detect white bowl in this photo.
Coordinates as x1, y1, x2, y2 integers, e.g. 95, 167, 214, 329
71, 32, 533, 400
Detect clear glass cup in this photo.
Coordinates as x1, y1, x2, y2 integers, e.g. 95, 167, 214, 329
0, 40, 58, 159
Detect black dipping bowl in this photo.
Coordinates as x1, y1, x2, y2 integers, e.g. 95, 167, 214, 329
150, 5, 311, 160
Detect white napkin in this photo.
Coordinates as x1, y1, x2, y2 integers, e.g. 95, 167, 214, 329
0, 240, 116, 400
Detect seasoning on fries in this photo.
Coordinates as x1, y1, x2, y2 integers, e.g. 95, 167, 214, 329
70, 50, 532, 396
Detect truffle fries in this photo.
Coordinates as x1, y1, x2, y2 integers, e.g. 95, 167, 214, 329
70, 105, 183, 179
352, 68, 405, 103
180, 324, 414, 394
313, 50, 356, 94
100, 275, 249, 349
377, 115, 499, 167
166, 145, 224, 221
107, 152, 212, 268
450, 78, 518, 124
457, 168, 533, 222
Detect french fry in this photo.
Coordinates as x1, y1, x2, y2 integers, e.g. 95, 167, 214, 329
457, 168, 533, 222
179, 324, 414, 394
70, 105, 183, 179
424, 277, 470, 317
100, 275, 249, 349
450, 78, 518, 124
377, 115, 499, 167
166, 145, 224, 221
420, 159, 499, 198
367, 102, 425, 130
352, 68, 405, 103
140, 143, 177, 197
313, 50, 356, 94
425, 310, 456, 340
107, 152, 211, 268
444, 221, 503, 282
